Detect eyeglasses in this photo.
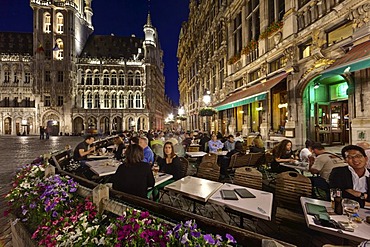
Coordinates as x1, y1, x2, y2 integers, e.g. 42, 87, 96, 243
346, 154, 364, 160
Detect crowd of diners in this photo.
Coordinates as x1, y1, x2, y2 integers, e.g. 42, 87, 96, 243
71, 129, 370, 208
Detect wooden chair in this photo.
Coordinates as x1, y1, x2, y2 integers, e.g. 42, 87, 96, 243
197, 161, 220, 181
178, 157, 189, 178
274, 171, 312, 227
201, 153, 217, 165
234, 167, 263, 190
51, 149, 73, 170
173, 144, 185, 157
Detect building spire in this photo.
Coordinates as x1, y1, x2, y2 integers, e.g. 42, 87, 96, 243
146, 12, 152, 27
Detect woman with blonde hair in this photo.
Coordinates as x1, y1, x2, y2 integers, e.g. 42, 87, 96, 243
250, 136, 265, 153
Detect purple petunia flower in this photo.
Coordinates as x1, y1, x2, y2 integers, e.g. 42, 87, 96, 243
107, 226, 113, 235
204, 234, 216, 244
52, 211, 58, 218
226, 233, 237, 244
181, 233, 189, 244
70, 187, 77, 193
191, 231, 201, 238
29, 202, 36, 209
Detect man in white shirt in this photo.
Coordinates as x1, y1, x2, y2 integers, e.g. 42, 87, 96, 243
329, 145, 370, 208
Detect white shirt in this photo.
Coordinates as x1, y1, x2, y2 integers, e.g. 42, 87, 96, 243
299, 148, 311, 162
234, 136, 244, 143
348, 165, 369, 193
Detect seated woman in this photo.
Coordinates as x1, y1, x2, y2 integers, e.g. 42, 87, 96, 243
151, 141, 181, 201
249, 136, 265, 153
157, 141, 181, 180
112, 144, 154, 198
113, 136, 126, 160
270, 139, 297, 173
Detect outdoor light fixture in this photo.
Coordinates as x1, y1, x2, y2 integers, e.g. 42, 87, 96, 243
203, 89, 211, 106
278, 103, 288, 108
21, 119, 27, 125
178, 106, 185, 116
256, 107, 263, 111
314, 81, 320, 89
130, 120, 135, 126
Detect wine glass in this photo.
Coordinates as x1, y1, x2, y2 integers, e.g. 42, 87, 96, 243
342, 198, 360, 223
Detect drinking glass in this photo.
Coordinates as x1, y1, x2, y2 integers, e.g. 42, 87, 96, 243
342, 198, 360, 223
152, 162, 159, 177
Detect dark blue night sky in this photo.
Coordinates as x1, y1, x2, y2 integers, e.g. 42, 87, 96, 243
0, 0, 189, 104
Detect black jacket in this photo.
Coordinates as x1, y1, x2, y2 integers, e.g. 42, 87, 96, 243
329, 166, 370, 208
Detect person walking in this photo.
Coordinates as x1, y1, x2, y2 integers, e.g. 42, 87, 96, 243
39, 126, 45, 139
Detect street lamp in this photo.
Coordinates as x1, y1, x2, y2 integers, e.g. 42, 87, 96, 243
203, 89, 211, 132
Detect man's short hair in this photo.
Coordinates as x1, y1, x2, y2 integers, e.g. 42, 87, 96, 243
85, 135, 95, 140
228, 135, 234, 139
139, 136, 148, 144
311, 142, 324, 150
341, 145, 367, 159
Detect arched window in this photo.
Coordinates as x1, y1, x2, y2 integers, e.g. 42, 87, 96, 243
80, 71, 84, 85
87, 92, 92, 109
103, 71, 109, 85
111, 93, 117, 108
56, 13, 64, 34
135, 92, 142, 108
94, 93, 100, 108
94, 70, 100, 85
44, 13, 51, 33
128, 71, 134, 86
119, 93, 124, 108
111, 71, 117, 85
56, 39, 64, 60
118, 71, 125, 85
104, 92, 109, 108
135, 72, 141, 86
86, 70, 92, 85
128, 93, 134, 108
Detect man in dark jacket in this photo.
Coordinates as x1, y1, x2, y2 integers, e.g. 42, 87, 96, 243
329, 145, 370, 208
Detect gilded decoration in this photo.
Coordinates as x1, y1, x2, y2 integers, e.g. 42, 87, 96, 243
349, 4, 370, 29
301, 58, 335, 78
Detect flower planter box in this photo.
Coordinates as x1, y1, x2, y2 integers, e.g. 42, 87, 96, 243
11, 217, 37, 247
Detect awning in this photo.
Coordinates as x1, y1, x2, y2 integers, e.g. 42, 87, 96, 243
214, 73, 287, 111
322, 40, 370, 76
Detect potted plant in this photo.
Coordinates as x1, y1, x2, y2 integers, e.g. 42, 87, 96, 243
241, 40, 258, 55
259, 21, 284, 39
199, 107, 217, 116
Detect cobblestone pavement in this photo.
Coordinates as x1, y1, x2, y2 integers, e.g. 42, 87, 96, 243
0, 135, 83, 247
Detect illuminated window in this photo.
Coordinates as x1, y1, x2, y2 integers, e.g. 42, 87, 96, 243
56, 39, 64, 60
4, 71, 10, 83
128, 71, 134, 86
135, 72, 141, 86
56, 13, 64, 34
119, 93, 124, 108
44, 13, 51, 33
103, 71, 109, 85
135, 92, 142, 108
44, 96, 51, 106
87, 92, 92, 109
86, 70, 92, 85
299, 40, 311, 59
57, 96, 63, 106
111, 93, 117, 108
93, 70, 100, 85
118, 71, 125, 85
128, 93, 134, 108
104, 92, 109, 108
111, 71, 117, 85
327, 22, 353, 47
94, 93, 100, 108
25, 72, 31, 84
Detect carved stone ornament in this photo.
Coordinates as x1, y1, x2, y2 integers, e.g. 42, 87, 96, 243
349, 4, 370, 29
273, 31, 282, 45
311, 28, 326, 50
260, 63, 267, 75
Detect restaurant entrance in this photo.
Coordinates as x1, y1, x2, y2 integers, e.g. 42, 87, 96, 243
303, 75, 349, 145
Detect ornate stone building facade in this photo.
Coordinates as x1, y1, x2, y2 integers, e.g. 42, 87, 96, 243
178, 0, 370, 146
0, 0, 169, 135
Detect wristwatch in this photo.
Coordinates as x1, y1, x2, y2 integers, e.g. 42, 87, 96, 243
360, 192, 365, 200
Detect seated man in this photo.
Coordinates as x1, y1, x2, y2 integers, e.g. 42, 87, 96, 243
73, 135, 96, 164
139, 136, 154, 164
309, 142, 346, 199
329, 145, 370, 208
223, 135, 235, 152
208, 134, 224, 153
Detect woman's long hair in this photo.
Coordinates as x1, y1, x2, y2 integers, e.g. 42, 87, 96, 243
253, 137, 264, 149
273, 139, 292, 158
125, 144, 144, 164
163, 141, 176, 158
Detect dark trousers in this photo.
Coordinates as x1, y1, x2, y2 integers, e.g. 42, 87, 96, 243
310, 176, 330, 201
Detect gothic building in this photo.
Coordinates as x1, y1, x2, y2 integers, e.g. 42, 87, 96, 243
0, 0, 169, 135
178, 0, 370, 147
